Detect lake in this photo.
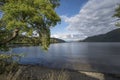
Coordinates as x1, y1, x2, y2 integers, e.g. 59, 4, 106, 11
3, 42, 120, 74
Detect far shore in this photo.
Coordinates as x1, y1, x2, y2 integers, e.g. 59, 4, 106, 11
0, 64, 120, 80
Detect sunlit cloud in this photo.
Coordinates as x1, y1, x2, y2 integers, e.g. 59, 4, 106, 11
62, 0, 120, 38
51, 33, 87, 41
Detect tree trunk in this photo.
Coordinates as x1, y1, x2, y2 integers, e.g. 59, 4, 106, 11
0, 28, 19, 45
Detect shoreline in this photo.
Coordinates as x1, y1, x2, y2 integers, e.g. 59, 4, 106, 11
0, 65, 120, 80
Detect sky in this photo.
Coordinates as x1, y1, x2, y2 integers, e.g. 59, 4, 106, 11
51, 0, 120, 41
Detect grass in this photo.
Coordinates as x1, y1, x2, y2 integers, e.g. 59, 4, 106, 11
14, 66, 70, 80
0, 54, 20, 74
0, 54, 119, 80
40, 70, 69, 80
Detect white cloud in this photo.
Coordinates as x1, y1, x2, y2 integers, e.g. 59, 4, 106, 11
62, 0, 120, 38
51, 33, 87, 41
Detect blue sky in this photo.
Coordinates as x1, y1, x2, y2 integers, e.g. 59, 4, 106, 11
51, 0, 88, 41
56, 0, 88, 17
51, 0, 120, 41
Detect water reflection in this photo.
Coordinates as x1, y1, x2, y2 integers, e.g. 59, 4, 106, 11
5, 42, 120, 74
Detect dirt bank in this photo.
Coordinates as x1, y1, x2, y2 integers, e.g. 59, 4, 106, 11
0, 65, 120, 80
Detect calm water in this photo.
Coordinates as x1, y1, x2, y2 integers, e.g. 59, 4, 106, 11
4, 42, 120, 74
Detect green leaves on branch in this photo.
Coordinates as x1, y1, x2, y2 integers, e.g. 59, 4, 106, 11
0, 0, 61, 49
113, 5, 120, 27
0, 54, 20, 74
6, 21, 27, 30
114, 5, 120, 18
1, 0, 61, 31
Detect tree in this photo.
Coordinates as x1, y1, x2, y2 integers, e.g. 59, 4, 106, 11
0, 0, 61, 49
113, 5, 120, 26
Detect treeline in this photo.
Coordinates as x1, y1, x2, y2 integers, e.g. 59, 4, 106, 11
0, 31, 65, 46
10, 36, 65, 45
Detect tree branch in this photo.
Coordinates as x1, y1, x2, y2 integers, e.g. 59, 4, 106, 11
0, 28, 19, 45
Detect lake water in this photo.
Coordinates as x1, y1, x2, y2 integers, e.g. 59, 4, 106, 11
4, 42, 120, 74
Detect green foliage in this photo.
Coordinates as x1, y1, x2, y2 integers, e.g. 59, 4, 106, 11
0, 0, 61, 30
113, 5, 120, 18
41, 29, 50, 50
0, 30, 12, 42
0, 45, 10, 51
0, 54, 20, 74
113, 5, 120, 26
0, 0, 61, 49
0, 0, 61, 74
10, 35, 40, 45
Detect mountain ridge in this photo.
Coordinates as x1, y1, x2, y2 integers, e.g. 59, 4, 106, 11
81, 28, 120, 42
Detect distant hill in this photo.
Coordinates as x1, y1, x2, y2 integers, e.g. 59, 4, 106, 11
50, 38, 65, 43
11, 36, 65, 44
81, 28, 120, 42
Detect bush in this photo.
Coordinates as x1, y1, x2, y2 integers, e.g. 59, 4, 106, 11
0, 54, 20, 74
